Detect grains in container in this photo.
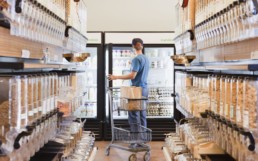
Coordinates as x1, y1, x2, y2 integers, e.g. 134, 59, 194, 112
33, 76, 38, 119
225, 77, 231, 120
230, 77, 237, 123
37, 75, 42, 117
245, 78, 258, 130
10, 76, 22, 129
20, 76, 28, 128
220, 76, 225, 117
243, 78, 249, 129
236, 78, 244, 126
214, 76, 220, 114
0, 101, 10, 143
27, 76, 34, 124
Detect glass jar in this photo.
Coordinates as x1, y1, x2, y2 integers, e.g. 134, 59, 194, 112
224, 77, 231, 120
245, 78, 258, 130
33, 76, 38, 120
10, 76, 22, 130
230, 77, 237, 123
27, 76, 34, 124
220, 76, 226, 117
214, 76, 220, 114
20, 76, 28, 129
37, 75, 43, 117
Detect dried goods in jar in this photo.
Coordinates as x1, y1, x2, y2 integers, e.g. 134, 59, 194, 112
38, 76, 42, 116
10, 76, 21, 129
245, 79, 258, 129
208, 75, 213, 111
27, 76, 34, 123
33, 77, 38, 119
230, 78, 237, 123
236, 78, 244, 126
214, 76, 220, 114
0, 101, 10, 143
220, 77, 225, 117
225, 78, 231, 119
20, 77, 28, 128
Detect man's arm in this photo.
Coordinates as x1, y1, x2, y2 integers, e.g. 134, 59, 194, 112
108, 71, 137, 80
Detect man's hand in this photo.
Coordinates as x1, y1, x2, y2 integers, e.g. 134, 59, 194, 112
108, 74, 117, 81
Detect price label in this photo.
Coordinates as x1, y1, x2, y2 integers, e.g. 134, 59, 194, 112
251, 50, 258, 60
21, 49, 31, 58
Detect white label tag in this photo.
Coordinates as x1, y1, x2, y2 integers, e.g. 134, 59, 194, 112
230, 105, 234, 119
38, 106, 42, 112
225, 104, 229, 117
220, 102, 224, 115
34, 107, 38, 114
47, 98, 51, 112
243, 111, 249, 128
29, 110, 33, 116
43, 101, 46, 114
54, 99, 57, 109
236, 106, 241, 123
51, 97, 55, 109
21, 113, 26, 119
21, 49, 31, 58
251, 51, 258, 60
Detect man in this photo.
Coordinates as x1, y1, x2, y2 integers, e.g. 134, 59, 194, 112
108, 38, 150, 129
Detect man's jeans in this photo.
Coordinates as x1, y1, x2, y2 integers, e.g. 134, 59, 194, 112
128, 87, 148, 132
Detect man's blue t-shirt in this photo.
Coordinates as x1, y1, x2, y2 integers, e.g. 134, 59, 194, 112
131, 54, 149, 88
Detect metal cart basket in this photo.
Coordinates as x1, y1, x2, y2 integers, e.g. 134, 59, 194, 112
105, 87, 152, 161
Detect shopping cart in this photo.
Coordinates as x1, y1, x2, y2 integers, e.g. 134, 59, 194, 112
105, 87, 152, 161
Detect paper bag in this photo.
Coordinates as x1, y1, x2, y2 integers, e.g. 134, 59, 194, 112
120, 86, 142, 98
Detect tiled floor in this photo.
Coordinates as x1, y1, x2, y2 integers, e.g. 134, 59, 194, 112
94, 141, 166, 161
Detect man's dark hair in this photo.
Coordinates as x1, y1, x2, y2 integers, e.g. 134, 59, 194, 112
132, 38, 143, 46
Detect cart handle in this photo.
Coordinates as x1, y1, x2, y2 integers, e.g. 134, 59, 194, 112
113, 127, 130, 133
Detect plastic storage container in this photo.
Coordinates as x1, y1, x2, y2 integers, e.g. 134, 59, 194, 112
37, 75, 43, 117
33, 76, 38, 120
20, 76, 28, 128
236, 77, 244, 126
225, 77, 231, 120
220, 76, 225, 117
245, 78, 258, 130
214, 76, 220, 114
230, 77, 237, 123
10, 76, 22, 130
0, 76, 12, 144
27, 76, 34, 124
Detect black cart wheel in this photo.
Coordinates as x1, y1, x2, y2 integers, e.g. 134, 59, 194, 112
129, 154, 137, 161
144, 151, 151, 161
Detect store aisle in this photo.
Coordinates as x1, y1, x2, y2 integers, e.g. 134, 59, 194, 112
94, 141, 166, 161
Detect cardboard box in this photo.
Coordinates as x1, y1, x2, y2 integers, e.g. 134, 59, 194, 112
120, 86, 142, 99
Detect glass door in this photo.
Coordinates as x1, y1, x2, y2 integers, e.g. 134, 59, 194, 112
106, 45, 175, 120
112, 47, 135, 87
74, 47, 98, 118
111, 46, 136, 119
144, 46, 175, 118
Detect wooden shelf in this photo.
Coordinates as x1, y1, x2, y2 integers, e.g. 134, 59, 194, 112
0, 61, 86, 71
175, 64, 258, 72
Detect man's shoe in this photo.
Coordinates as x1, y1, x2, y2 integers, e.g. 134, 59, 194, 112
128, 143, 137, 149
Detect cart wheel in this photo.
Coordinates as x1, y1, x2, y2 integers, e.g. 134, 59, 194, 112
143, 151, 151, 161
129, 154, 137, 161
105, 148, 110, 156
